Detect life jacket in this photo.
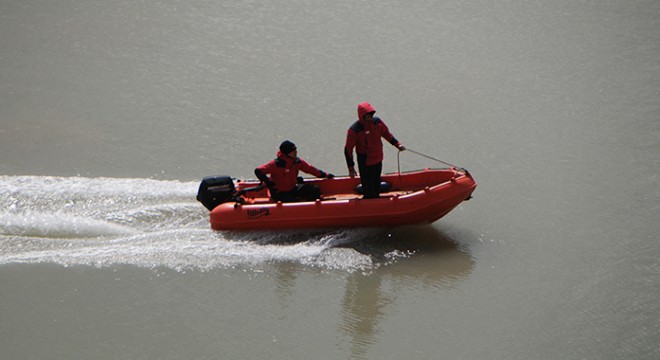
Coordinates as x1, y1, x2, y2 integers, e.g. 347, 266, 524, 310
255, 151, 323, 192
345, 116, 399, 166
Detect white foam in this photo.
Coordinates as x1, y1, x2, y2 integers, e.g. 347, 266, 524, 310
0, 212, 137, 238
0, 176, 407, 272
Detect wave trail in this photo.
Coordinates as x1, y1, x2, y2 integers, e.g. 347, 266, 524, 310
0, 176, 420, 272
0, 212, 136, 238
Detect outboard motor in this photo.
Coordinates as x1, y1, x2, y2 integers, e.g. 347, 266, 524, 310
196, 176, 236, 211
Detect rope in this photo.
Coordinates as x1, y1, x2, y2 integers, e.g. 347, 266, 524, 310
396, 148, 459, 172
404, 148, 459, 168
396, 148, 464, 191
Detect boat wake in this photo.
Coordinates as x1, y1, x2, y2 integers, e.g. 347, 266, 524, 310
0, 175, 419, 272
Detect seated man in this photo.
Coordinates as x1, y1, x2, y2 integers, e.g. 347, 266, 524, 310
254, 140, 334, 202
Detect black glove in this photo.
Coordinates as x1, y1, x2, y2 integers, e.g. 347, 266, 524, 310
319, 170, 334, 179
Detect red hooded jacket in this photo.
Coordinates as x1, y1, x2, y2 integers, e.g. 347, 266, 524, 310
344, 102, 401, 167
255, 151, 326, 192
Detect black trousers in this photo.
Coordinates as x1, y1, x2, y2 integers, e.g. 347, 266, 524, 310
357, 161, 383, 199
271, 184, 321, 203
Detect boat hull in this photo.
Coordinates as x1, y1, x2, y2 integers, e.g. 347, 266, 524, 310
209, 168, 476, 231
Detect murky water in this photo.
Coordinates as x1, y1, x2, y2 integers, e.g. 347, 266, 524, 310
1, 0, 659, 359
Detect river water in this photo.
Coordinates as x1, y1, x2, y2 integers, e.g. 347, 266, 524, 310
1, 1, 659, 359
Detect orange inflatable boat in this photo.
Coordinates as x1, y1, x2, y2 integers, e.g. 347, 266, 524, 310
197, 167, 476, 231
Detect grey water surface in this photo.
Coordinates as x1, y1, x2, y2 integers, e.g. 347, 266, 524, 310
1, 1, 659, 359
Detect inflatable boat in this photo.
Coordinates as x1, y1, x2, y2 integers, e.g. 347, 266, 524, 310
197, 167, 476, 231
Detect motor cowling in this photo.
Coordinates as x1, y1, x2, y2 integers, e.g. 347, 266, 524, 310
196, 176, 236, 211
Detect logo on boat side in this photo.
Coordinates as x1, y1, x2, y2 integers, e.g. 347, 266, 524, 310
247, 208, 270, 219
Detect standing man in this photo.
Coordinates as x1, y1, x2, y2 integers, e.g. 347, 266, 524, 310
344, 102, 405, 199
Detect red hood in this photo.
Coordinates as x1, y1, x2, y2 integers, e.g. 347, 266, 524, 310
357, 102, 376, 121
